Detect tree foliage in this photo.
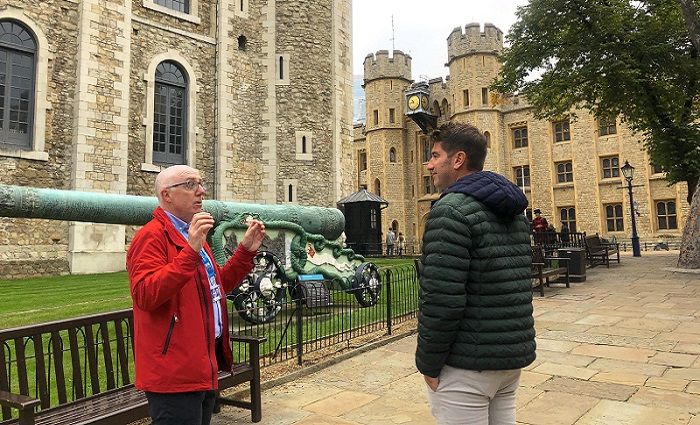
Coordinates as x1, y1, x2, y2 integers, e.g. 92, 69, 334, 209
492, 0, 700, 201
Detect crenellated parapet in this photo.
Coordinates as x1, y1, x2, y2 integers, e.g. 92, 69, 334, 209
447, 22, 503, 63
363, 50, 412, 84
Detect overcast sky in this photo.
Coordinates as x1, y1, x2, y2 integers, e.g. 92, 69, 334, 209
352, 0, 530, 80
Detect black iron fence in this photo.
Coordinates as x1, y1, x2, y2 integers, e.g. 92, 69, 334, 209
229, 263, 420, 367
344, 242, 421, 257
531, 230, 682, 252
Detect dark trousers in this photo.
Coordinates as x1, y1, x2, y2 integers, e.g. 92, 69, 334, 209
146, 390, 216, 425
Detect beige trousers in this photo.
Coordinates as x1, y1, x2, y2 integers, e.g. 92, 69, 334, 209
425, 366, 521, 425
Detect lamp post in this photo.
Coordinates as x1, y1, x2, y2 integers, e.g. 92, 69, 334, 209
620, 161, 641, 257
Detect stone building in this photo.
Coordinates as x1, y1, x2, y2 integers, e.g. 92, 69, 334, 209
354, 23, 690, 249
0, 0, 354, 278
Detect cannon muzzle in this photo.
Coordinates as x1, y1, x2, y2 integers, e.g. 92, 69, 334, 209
0, 184, 344, 240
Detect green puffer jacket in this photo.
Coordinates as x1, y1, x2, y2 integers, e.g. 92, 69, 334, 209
416, 171, 535, 378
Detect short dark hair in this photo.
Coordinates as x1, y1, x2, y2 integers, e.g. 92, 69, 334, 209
429, 122, 488, 171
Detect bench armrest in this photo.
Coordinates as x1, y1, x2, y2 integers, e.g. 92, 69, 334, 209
0, 389, 40, 411
231, 334, 267, 345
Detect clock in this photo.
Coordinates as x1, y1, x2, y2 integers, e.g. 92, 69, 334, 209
421, 95, 429, 110
407, 95, 420, 110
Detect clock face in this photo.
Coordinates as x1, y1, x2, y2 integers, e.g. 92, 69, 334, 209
421, 95, 429, 110
407, 95, 420, 110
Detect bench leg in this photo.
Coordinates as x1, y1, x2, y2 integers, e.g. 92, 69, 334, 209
251, 343, 262, 423
565, 269, 570, 288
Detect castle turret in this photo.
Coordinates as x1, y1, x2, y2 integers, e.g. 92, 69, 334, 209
361, 50, 412, 241
447, 22, 503, 62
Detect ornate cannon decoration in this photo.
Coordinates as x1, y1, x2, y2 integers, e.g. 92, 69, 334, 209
0, 184, 381, 324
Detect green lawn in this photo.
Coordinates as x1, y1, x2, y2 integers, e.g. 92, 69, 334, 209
0, 257, 415, 329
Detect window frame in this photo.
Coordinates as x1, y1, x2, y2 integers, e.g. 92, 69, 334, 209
513, 165, 530, 188
553, 119, 571, 142
601, 156, 620, 179
604, 203, 624, 232
142, 0, 201, 24
556, 161, 573, 183
656, 200, 678, 230
598, 117, 617, 136
513, 126, 528, 149
152, 61, 188, 166
559, 207, 577, 232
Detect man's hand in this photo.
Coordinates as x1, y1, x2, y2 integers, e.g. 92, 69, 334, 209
423, 374, 439, 392
239, 219, 266, 252
188, 212, 214, 252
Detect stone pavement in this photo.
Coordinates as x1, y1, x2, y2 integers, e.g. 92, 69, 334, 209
214, 252, 700, 424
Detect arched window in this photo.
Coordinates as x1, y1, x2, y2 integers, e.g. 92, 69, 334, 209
238, 35, 247, 51
389, 147, 396, 163
483, 131, 491, 148
441, 99, 449, 118
153, 61, 187, 165
432, 100, 440, 117
301, 135, 307, 154
0, 20, 36, 149
288, 184, 293, 202
374, 178, 381, 196
279, 56, 284, 80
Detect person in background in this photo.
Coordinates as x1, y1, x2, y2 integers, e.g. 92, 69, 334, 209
386, 228, 396, 256
560, 222, 570, 243
531, 208, 548, 244
417, 122, 535, 425
127, 165, 266, 425
397, 232, 406, 256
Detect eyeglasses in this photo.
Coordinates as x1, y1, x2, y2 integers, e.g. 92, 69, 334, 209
165, 180, 206, 191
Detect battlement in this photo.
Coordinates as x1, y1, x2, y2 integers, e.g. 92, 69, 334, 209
447, 22, 503, 63
363, 50, 412, 83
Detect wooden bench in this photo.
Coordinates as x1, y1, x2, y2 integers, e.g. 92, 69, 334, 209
584, 234, 620, 268
531, 245, 570, 297
0, 309, 264, 425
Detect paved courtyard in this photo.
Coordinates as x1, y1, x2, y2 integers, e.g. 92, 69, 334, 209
215, 251, 700, 424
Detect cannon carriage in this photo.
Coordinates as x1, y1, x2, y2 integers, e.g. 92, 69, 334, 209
0, 184, 381, 324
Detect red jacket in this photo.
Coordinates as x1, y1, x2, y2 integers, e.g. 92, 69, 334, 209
127, 207, 255, 393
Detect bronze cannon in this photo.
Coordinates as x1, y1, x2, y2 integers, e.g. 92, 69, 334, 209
0, 184, 381, 324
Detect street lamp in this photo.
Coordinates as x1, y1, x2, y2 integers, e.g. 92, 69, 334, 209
620, 161, 641, 257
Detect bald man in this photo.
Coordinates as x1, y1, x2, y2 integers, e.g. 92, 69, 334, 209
127, 165, 265, 425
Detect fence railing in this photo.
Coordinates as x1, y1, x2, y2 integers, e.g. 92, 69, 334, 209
230, 263, 420, 367
344, 242, 420, 257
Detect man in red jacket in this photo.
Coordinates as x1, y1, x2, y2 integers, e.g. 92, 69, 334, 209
127, 165, 265, 425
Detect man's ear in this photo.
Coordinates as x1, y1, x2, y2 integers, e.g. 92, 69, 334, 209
453, 151, 467, 170
160, 188, 171, 203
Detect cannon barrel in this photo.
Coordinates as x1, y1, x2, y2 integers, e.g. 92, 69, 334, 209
0, 184, 345, 240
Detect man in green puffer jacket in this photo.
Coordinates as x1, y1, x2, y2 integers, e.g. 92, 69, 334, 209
416, 122, 535, 425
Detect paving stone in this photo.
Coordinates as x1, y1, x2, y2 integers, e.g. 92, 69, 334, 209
629, 386, 700, 414
304, 391, 380, 416
588, 358, 667, 376
368, 372, 425, 401
543, 330, 677, 352
572, 343, 656, 362
517, 391, 599, 425
519, 370, 552, 387
574, 314, 625, 326
616, 318, 680, 332
649, 351, 698, 368
516, 387, 544, 409
689, 414, 700, 425
675, 343, 700, 355
575, 399, 690, 425
645, 376, 689, 391
687, 381, 700, 394
663, 368, 700, 381
645, 312, 696, 322
534, 349, 596, 367
585, 325, 659, 339
535, 338, 580, 353
532, 362, 597, 380
266, 381, 344, 409
292, 414, 362, 425
536, 377, 636, 401
342, 395, 434, 425
536, 311, 586, 323
590, 372, 648, 387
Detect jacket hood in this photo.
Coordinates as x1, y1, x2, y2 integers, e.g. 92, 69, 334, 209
441, 171, 529, 217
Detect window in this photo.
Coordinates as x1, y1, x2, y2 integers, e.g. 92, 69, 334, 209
295, 131, 312, 160
288, 184, 293, 202
374, 178, 381, 196
155, 0, 189, 13
513, 126, 528, 148
651, 163, 664, 174
275, 53, 289, 85
153, 61, 187, 165
605, 203, 624, 232
599, 117, 617, 136
656, 200, 678, 230
0, 20, 36, 149
389, 147, 396, 163
423, 175, 435, 195
237, 35, 247, 51
483, 131, 491, 149
278, 56, 284, 79
463, 89, 469, 107
553, 120, 570, 142
559, 207, 576, 232
514, 165, 530, 188
301, 136, 307, 153
373, 110, 378, 126
389, 108, 395, 124
525, 208, 533, 222
370, 208, 377, 229
556, 161, 573, 183
283, 179, 297, 203
481, 87, 488, 105
421, 136, 430, 163
358, 150, 367, 171
601, 156, 620, 179
441, 99, 449, 117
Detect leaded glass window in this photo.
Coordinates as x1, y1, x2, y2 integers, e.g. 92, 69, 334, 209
0, 20, 36, 149
153, 61, 187, 165
154, 0, 189, 14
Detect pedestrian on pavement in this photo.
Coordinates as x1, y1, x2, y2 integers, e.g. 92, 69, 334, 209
416, 122, 536, 425
531, 208, 548, 244
127, 165, 266, 425
386, 228, 396, 256
397, 232, 406, 256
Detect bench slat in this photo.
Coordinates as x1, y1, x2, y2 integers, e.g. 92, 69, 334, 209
98, 323, 115, 391
83, 326, 100, 395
